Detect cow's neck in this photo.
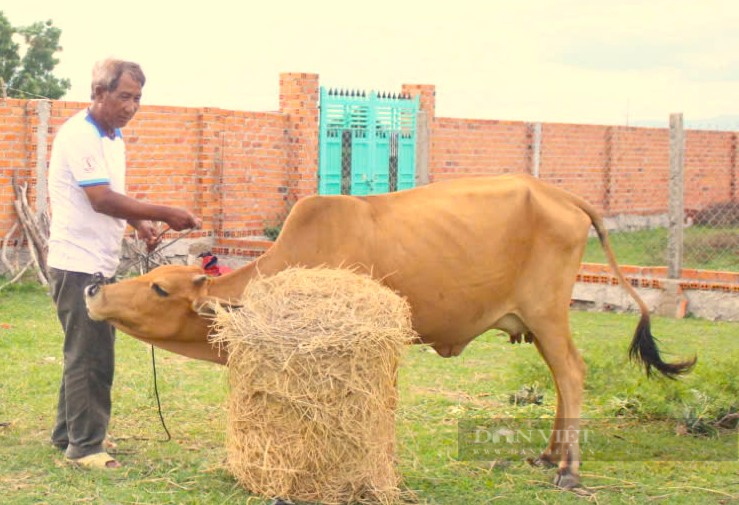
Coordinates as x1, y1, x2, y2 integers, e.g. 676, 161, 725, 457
208, 259, 266, 300
141, 336, 228, 365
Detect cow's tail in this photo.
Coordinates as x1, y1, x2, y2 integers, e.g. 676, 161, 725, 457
578, 199, 696, 379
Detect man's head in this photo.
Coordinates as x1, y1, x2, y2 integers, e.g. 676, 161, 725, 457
89, 58, 145, 134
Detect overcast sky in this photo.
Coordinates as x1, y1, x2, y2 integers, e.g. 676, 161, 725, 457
3, 0, 738, 126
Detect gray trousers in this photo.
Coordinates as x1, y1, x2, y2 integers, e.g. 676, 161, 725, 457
49, 268, 116, 459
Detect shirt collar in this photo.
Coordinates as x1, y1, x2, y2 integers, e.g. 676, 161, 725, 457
85, 109, 122, 139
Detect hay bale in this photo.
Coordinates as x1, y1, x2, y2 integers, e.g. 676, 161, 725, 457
211, 267, 416, 505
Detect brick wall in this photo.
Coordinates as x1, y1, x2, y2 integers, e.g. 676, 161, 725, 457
1, 73, 736, 266
421, 105, 737, 217
685, 130, 737, 211
538, 123, 611, 213
430, 118, 531, 180
0, 101, 26, 235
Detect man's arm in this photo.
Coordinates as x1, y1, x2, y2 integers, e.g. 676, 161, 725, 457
83, 185, 201, 231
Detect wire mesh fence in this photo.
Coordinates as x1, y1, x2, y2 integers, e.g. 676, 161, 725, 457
583, 218, 739, 272
577, 117, 738, 275
684, 202, 739, 271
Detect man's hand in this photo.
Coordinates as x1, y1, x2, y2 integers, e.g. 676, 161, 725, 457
129, 220, 161, 252
164, 208, 202, 231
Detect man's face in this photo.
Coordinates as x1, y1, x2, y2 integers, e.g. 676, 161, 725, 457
97, 71, 142, 130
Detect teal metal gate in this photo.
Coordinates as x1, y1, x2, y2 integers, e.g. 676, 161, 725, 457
318, 87, 419, 195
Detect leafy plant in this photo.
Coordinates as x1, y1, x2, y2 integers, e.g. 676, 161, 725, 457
677, 391, 719, 437
263, 224, 282, 241
0, 12, 70, 99
508, 383, 544, 406
609, 396, 643, 417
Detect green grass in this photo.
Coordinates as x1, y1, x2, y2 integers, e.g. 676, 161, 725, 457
1, 282, 737, 504
583, 226, 739, 271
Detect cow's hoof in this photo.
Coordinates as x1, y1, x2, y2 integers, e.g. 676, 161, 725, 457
527, 454, 557, 468
272, 500, 293, 505
553, 469, 580, 489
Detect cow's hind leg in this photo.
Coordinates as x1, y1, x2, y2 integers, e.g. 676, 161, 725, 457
530, 319, 586, 489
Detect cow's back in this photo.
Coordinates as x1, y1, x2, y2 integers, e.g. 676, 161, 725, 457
258, 175, 593, 346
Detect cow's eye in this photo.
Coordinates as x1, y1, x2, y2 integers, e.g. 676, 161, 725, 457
151, 283, 169, 297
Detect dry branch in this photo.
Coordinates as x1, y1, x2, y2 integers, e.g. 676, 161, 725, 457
14, 183, 49, 272
716, 412, 739, 429
1, 222, 19, 273
0, 260, 33, 292
2, 181, 50, 286
117, 233, 172, 276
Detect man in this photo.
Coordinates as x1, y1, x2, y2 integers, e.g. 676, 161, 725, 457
47, 59, 201, 469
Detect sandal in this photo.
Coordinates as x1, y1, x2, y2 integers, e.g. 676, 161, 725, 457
67, 452, 121, 469
54, 437, 117, 452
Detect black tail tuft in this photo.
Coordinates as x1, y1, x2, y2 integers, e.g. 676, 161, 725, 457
629, 315, 697, 379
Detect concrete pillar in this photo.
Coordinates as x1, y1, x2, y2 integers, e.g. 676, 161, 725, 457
530, 122, 542, 178
415, 111, 430, 186
668, 113, 685, 279
34, 100, 51, 218
402, 84, 436, 183
655, 279, 688, 319
197, 108, 226, 238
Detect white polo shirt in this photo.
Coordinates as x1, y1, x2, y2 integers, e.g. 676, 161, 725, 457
48, 109, 128, 277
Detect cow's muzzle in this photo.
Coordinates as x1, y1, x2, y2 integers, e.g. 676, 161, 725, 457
85, 272, 115, 298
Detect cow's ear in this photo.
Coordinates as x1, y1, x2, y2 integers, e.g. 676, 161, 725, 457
193, 274, 208, 287
192, 296, 243, 317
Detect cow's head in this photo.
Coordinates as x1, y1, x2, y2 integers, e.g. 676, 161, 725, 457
85, 264, 239, 364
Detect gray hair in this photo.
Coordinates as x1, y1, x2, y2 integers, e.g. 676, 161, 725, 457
90, 59, 146, 99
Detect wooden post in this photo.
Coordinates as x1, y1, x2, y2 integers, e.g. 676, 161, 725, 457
667, 113, 685, 279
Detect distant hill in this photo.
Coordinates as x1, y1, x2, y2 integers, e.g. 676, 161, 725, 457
632, 115, 739, 132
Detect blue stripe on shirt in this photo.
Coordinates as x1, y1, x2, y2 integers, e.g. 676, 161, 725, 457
79, 179, 110, 187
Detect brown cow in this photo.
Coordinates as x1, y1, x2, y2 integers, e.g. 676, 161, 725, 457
85, 174, 695, 488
